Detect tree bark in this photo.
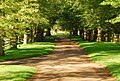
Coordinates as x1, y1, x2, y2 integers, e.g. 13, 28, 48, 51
23, 34, 28, 44
79, 28, 84, 39
72, 28, 78, 36
107, 30, 112, 42
0, 37, 4, 56
101, 30, 106, 42
29, 27, 34, 42
84, 30, 87, 40
10, 36, 18, 49
33, 27, 37, 42
116, 34, 120, 43
36, 27, 44, 42
46, 28, 51, 36
93, 28, 98, 41
87, 30, 92, 41
97, 28, 101, 42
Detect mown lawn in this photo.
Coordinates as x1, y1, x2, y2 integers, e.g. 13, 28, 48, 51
0, 42, 54, 61
0, 65, 36, 81
70, 36, 120, 81
0, 36, 55, 81
0, 36, 55, 62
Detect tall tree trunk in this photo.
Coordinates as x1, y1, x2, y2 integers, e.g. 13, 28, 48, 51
36, 27, 44, 42
107, 30, 112, 42
93, 28, 98, 41
29, 27, 34, 42
23, 34, 28, 44
84, 30, 87, 40
101, 30, 106, 42
86, 30, 88, 40
72, 28, 78, 36
113, 33, 117, 43
79, 28, 84, 39
97, 28, 101, 42
10, 36, 18, 49
33, 27, 37, 42
46, 28, 51, 36
87, 30, 92, 41
0, 37, 4, 56
116, 34, 120, 43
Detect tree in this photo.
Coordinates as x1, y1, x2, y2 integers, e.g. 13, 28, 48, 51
39, 0, 64, 36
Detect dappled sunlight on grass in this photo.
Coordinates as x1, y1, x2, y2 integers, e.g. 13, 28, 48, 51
107, 64, 120, 81
0, 65, 36, 81
71, 36, 120, 81
0, 42, 54, 61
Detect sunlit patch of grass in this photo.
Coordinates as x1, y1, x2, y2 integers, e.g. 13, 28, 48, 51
71, 36, 120, 81
53, 33, 70, 36
0, 65, 36, 81
0, 42, 54, 61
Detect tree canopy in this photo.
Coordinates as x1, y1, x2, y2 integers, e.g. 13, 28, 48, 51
0, 0, 120, 55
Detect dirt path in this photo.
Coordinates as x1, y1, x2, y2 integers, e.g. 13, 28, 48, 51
0, 36, 116, 81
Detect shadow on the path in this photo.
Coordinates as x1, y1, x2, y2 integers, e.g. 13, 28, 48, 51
29, 71, 113, 81
0, 44, 87, 65
0, 36, 116, 81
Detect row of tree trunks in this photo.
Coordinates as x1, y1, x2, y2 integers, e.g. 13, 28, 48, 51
112, 34, 120, 43
24, 27, 48, 44
69, 28, 79, 36
79, 28, 120, 43
0, 26, 49, 56
72, 28, 78, 36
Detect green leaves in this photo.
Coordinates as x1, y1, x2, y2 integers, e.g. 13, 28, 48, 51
101, 0, 120, 24
101, 0, 120, 8
108, 14, 120, 24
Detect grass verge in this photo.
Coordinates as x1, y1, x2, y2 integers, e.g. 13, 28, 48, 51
70, 36, 120, 81
0, 65, 36, 81
0, 36, 55, 81
0, 42, 54, 61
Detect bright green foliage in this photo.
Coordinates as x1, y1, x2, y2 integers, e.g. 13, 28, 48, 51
0, 65, 36, 81
0, 0, 49, 50
101, 0, 120, 23
101, 0, 120, 8
0, 0, 40, 35
39, 0, 64, 30
0, 0, 120, 54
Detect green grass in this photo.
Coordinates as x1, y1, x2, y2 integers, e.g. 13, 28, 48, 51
0, 65, 36, 81
43, 36, 56, 42
0, 42, 54, 61
53, 32, 70, 36
70, 36, 120, 81
0, 36, 55, 81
